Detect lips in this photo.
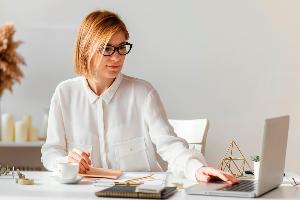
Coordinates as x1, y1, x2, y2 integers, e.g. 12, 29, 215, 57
107, 65, 121, 72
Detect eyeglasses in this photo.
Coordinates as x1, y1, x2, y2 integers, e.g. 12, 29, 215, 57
100, 42, 133, 56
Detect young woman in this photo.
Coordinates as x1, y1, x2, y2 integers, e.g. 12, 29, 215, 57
41, 10, 238, 184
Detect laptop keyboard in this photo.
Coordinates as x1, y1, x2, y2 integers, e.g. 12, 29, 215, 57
220, 180, 256, 192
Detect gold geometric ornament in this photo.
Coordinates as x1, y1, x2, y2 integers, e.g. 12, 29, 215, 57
218, 140, 252, 177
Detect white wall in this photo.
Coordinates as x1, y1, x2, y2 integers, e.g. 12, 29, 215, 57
1, 0, 300, 173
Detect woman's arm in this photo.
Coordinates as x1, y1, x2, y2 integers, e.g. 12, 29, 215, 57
143, 89, 207, 180
41, 86, 92, 173
143, 89, 238, 184
41, 88, 68, 171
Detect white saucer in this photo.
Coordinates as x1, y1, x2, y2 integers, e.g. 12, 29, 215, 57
51, 175, 82, 184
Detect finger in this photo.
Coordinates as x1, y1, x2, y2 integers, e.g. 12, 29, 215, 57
196, 174, 211, 182
199, 167, 240, 184
224, 173, 239, 184
216, 172, 239, 184
81, 151, 90, 158
79, 158, 90, 171
201, 168, 225, 179
73, 149, 92, 165
205, 168, 231, 182
70, 152, 90, 171
220, 171, 239, 183
216, 171, 231, 182
196, 168, 213, 182
79, 163, 86, 174
80, 152, 92, 165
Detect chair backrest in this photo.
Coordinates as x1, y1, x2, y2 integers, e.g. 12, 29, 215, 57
168, 119, 209, 155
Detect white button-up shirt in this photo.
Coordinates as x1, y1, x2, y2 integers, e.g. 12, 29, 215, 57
41, 73, 207, 180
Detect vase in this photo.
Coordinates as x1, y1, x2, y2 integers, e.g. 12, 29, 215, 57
254, 161, 260, 180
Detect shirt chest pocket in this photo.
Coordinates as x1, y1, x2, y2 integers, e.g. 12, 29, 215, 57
114, 137, 150, 171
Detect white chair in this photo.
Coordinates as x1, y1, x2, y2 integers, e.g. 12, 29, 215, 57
168, 119, 209, 155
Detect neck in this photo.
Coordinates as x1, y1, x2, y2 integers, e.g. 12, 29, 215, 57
87, 76, 115, 96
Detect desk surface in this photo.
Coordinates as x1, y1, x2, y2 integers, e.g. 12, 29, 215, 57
0, 171, 299, 200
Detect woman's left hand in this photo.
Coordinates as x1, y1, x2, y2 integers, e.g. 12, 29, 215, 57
196, 167, 239, 184
67, 148, 91, 173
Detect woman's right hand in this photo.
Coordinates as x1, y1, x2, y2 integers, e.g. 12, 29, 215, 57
67, 149, 91, 173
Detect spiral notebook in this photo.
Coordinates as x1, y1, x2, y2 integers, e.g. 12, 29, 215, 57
95, 185, 177, 199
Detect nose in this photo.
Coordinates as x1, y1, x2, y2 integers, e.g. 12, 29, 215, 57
109, 51, 122, 62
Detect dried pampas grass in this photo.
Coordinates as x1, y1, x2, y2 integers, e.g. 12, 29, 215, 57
0, 23, 25, 96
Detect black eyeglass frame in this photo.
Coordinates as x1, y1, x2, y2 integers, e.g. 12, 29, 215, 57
100, 42, 133, 56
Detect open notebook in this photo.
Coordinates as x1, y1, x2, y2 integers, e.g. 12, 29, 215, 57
80, 167, 122, 179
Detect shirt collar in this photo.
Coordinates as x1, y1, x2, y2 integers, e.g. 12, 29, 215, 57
82, 73, 123, 104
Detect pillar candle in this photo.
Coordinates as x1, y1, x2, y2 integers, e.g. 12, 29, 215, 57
15, 120, 28, 142
1, 113, 15, 141
22, 115, 32, 137
29, 127, 38, 141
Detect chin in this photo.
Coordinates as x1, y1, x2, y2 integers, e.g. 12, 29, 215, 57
107, 71, 120, 79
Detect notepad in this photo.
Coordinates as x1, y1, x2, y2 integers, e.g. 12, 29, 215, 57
80, 167, 122, 179
95, 185, 177, 199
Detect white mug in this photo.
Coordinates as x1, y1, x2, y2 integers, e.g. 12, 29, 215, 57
55, 163, 79, 180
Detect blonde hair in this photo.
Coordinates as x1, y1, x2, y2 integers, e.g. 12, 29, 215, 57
73, 10, 129, 77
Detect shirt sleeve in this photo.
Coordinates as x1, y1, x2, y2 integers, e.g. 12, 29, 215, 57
143, 89, 208, 181
41, 87, 68, 171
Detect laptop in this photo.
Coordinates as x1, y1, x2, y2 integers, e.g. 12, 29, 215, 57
185, 115, 290, 198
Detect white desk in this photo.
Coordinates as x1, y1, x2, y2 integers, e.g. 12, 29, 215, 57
0, 171, 299, 199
